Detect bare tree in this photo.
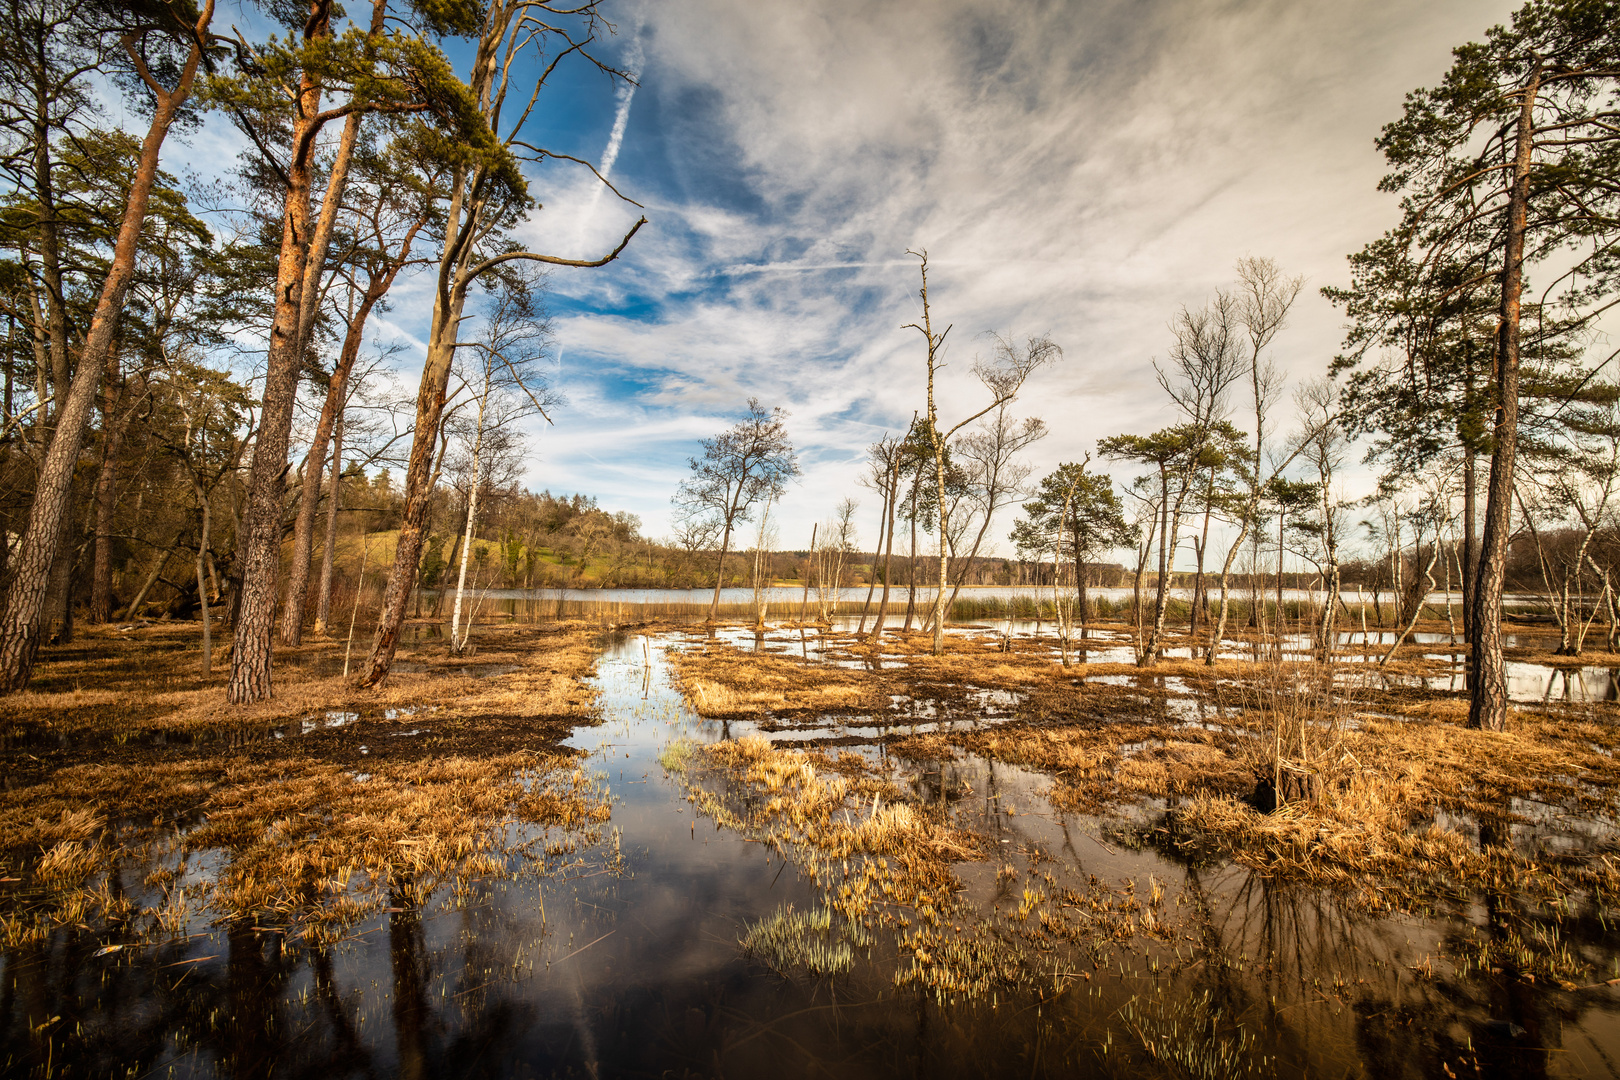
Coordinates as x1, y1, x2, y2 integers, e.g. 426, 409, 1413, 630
674, 398, 799, 623
814, 498, 857, 622
1289, 378, 1351, 659
1517, 383, 1620, 655
1102, 295, 1245, 665
905, 249, 1060, 655
934, 404, 1045, 621
1207, 257, 1303, 663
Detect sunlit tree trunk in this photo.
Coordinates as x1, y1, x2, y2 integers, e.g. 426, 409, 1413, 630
229, 0, 334, 702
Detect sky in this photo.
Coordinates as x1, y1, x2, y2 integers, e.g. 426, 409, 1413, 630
190, 0, 1524, 566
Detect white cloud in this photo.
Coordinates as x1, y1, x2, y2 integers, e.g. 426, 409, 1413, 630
529, 0, 1518, 561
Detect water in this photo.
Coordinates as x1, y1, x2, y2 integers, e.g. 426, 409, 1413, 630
432, 585, 1509, 607
7, 632, 1620, 1077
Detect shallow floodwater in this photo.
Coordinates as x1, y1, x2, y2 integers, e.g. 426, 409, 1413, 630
7, 631, 1620, 1077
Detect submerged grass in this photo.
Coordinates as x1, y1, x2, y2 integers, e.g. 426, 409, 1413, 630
669, 617, 1620, 925
741, 903, 873, 976
662, 729, 1191, 1002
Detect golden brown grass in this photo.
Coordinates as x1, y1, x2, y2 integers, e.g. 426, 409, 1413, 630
667, 619, 1620, 917
670, 643, 885, 716
0, 620, 615, 948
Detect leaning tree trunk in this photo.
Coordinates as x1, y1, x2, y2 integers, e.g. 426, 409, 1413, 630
0, 10, 211, 691
856, 486, 887, 634
361, 293, 467, 686
1381, 540, 1439, 666
707, 522, 735, 623
866, 462, 900, 643
1142, 470, 1184, 665
1469, 66, 1539, 733
228, 14, 331, 703
449, 421, 485, 654
1206, 515, 1252, 665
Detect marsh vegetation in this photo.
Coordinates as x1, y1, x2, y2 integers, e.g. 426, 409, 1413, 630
5, 606, 1620, 1077
4, 0, 1620, 1075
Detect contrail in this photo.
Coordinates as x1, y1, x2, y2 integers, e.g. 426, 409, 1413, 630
598, 37, 642, 182
577, 34, 643, 245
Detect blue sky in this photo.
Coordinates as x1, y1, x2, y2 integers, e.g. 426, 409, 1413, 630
182, 0, 1520, 564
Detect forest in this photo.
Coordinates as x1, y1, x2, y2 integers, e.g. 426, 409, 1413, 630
4, 1, 1620, 1078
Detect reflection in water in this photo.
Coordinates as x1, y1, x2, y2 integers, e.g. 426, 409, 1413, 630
5, 631, 1620, 1077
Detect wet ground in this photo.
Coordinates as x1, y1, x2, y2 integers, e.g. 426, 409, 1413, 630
6, 624, 1620, 1077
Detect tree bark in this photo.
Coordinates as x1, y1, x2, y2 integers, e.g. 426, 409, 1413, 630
1468, 65, 1540, 733
229, 0, 335, 702
0, 7, 213, 691
278, 286, 382, 646
271, 0, 396, 649
361, 224, 474, 684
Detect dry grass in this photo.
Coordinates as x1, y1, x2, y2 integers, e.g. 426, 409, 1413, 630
670, 644, 885, 716
662, 730, 1191, 1001
667, 618, 1620, 918
0, 620, 615, 948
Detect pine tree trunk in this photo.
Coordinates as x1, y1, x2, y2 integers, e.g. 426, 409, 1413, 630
361, 325, 461, 685
228, 4, 333, 703
1469, 66, 1540, 733
313, 412, 343, 634
279, 288, 376, 646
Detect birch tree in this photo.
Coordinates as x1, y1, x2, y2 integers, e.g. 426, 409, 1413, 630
444, 284, 554, 654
